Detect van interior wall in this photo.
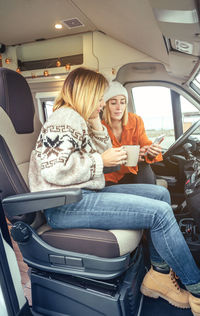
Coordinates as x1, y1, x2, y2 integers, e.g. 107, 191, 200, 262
1, 31, 167, 118
2, 31, 163, 82
2, 30, 199, 109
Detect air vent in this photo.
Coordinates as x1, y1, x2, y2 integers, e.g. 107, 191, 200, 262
63, 18, 84, 29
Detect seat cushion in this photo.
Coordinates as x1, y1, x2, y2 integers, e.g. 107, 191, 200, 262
156, 178, 168, 188
41, 228, 142, 258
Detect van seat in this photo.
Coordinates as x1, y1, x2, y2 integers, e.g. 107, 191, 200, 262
40, 227, 142, 258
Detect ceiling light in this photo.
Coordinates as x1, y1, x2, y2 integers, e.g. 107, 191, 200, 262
54, 76, 61, 79
55, 23, 63, 29
154, 9, 199, 24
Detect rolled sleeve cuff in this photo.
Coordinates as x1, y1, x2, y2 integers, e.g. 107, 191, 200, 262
89, 125, 109, 137
92, 152, 104, 178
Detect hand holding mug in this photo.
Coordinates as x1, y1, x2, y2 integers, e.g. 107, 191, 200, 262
101, 147, 127, 167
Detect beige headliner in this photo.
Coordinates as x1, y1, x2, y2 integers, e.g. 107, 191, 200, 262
0, 0, 200, 81
0, 0, 179, 63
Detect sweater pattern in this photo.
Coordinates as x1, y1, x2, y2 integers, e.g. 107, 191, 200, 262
28, 107, 110, 192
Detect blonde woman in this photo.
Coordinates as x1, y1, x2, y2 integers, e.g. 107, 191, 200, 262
28, 68, 200, 315
102, 81, 162, 185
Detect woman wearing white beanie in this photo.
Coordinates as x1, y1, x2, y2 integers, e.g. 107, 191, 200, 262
102, 81, 163, 185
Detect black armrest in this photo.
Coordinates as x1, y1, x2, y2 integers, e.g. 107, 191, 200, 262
2, 188, 82, 216
103, 165, 120, 174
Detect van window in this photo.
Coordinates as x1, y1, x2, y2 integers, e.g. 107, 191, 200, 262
132, 86, 174, 149
42, 99, 54, 120
132, 86, 200, 149
35, 92, 58, 122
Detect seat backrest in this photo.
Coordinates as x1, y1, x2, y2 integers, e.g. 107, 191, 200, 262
0, 68, 41, 224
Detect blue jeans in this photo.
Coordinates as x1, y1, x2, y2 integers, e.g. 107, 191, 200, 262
44, 184, 200, 286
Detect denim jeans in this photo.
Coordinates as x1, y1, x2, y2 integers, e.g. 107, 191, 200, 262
44, 183, 200, 286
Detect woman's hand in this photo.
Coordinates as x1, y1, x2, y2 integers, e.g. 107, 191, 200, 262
101, 147, 128, 167
139, 144, 162, 161
146, 143, 162, 158
139, 146, 149, 161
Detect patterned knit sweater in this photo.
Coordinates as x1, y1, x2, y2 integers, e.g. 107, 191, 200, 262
28, 107, 111, 192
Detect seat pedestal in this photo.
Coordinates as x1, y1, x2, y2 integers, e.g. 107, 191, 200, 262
31, 246, 144, 316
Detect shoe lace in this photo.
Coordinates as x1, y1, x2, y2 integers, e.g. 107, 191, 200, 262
170, 270, 180, 291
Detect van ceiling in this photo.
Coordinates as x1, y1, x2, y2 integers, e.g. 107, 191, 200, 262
0, 0, 200, 79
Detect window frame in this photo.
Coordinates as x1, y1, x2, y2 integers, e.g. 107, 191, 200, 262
35, 91, 59, 123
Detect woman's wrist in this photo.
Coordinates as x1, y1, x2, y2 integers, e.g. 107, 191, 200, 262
88, 117, 103, 131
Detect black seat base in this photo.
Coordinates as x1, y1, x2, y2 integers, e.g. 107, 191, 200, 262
31, 246, 144, 316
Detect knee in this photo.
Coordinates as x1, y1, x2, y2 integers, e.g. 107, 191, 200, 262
155, 185, 171, 205
155, 202, 175, 228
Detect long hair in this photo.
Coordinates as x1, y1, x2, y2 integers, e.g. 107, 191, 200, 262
53, 67, 108, 121
102, 100, 128, 127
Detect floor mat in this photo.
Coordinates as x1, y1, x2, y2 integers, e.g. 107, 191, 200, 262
141, 296, 193, 316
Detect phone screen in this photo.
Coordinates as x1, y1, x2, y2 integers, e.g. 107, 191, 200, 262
153, 134, 165, 145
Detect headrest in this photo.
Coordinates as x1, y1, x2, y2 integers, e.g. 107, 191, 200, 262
0, 68, 34, 134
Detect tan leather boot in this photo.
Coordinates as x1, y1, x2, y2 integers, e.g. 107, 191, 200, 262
140, 267, 189, 309
189, 293, 200, 316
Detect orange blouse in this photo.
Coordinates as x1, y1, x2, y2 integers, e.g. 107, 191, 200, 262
102, 113, 163, 183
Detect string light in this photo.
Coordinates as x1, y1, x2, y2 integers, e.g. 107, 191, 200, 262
112, 68, 116, 75
5, 58, 11, 64
65, 63, 71, 71
31, 73, 37, 78
44, 70, 49, 77
16, 68, 21, 73
56, 60, 61, 67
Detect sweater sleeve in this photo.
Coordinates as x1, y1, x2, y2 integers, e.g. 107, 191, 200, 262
88, 122, 112, 153
36, 119, 104, 187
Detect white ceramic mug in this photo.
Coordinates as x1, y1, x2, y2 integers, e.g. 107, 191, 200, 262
123, 145, 140, 167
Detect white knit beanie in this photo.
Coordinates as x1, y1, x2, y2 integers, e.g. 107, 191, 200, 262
104, 81, 128, 103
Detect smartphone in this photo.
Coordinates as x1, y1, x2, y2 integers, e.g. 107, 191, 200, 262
143, 134, 165, 156
153, 134, 165, 145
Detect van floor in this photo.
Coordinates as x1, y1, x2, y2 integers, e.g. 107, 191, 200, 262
141, 296, 193, 316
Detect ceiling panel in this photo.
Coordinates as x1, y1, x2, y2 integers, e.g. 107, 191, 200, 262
0, 0, 96, 45
73, 0, 169, 64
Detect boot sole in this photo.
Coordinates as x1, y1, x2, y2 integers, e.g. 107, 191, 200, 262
141, 285, 190, 309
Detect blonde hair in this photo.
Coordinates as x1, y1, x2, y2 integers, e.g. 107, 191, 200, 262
53, 67, 108, 121
102, 99, 128, 127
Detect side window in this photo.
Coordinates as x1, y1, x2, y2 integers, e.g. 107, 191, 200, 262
42, 99, 54, 120
132, 86, 175, 149
35, 92, 58, 123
